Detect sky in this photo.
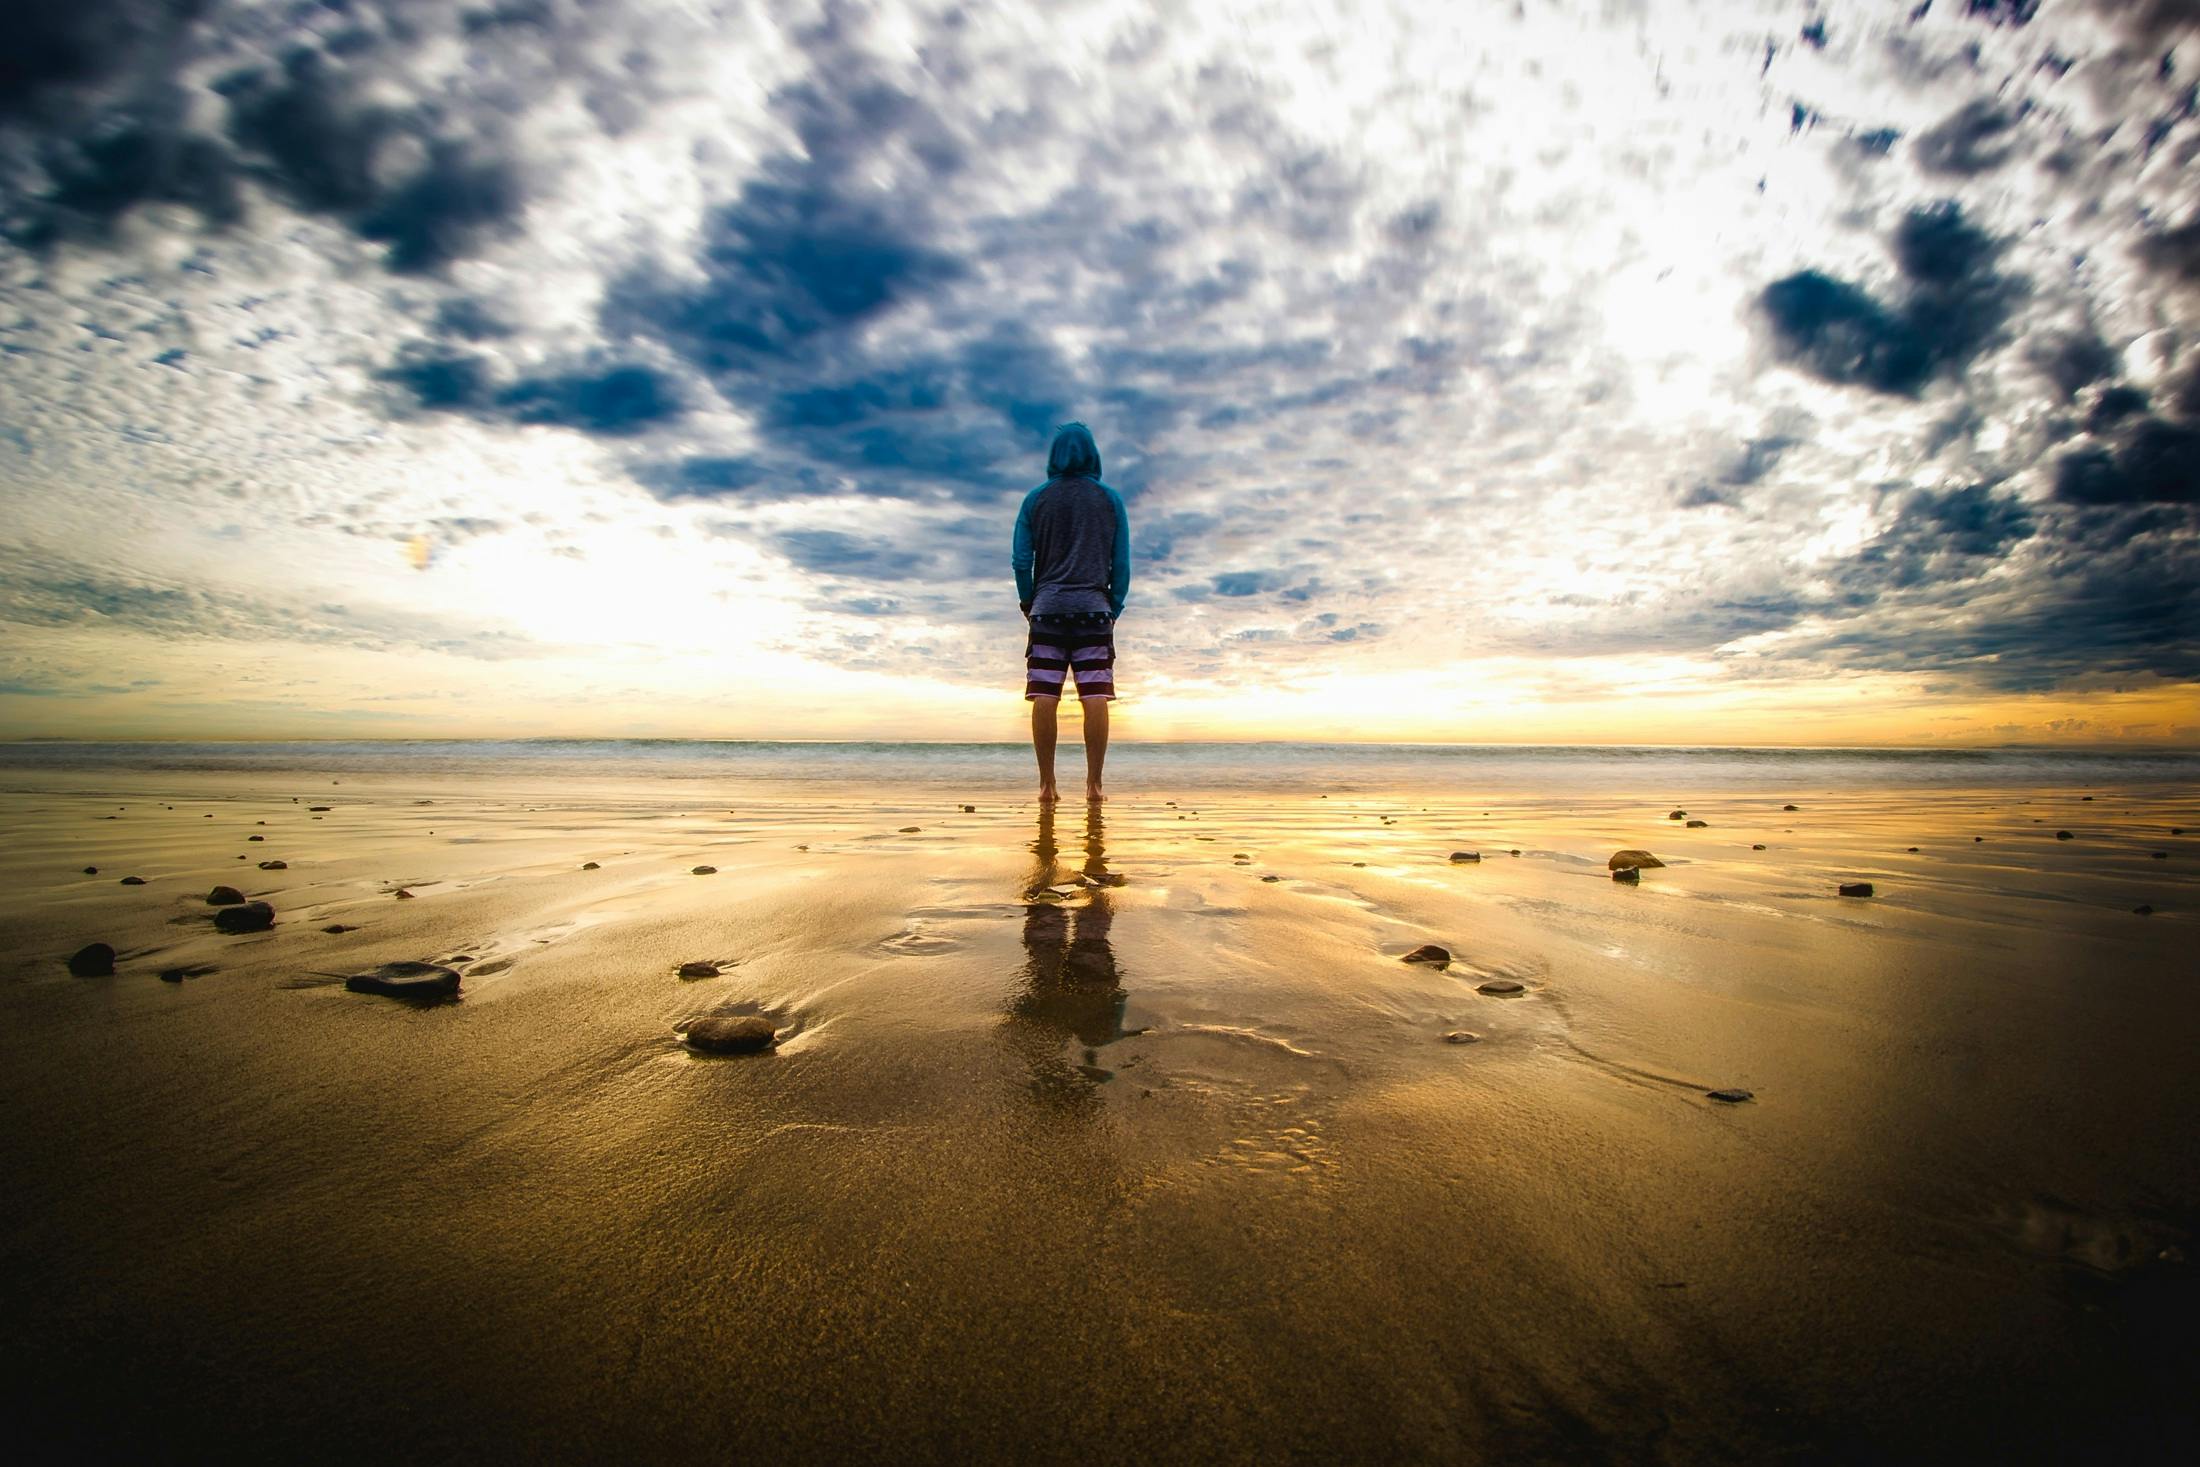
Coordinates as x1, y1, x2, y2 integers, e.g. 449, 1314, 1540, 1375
1, 0, 2197, 746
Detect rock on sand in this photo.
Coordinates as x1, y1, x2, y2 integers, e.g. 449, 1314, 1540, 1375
691, 865, 717, 875
581, 861, 600, 870
344, 962, 460, 999
214, 901, 275, 934
1838, 882, 1874, 898
206, 885, 245, 906
1612, 867, 1641, 884
1707, 1088, 1754, 1103
1608, 850, 1664, 871
1478, 979, 1526, 995
1443, 1030, 1480, 1044
258, 860, 287, 870
1449, 850, 1481, 863
1401, 944, 1452, 966
68, 943, 116, 977
685, 1016, 778, 1054
1668, 810, 1687, 820
677, 961, 722, 979
119, 876, 146, 885
1685, 819, 1709, 829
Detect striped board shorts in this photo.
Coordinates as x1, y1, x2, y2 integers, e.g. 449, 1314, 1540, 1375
1025, 614, 1117, 701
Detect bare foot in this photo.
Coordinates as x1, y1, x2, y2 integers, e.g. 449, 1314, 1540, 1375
1038, 785, 1060, 804
1086, 784, 1106, 803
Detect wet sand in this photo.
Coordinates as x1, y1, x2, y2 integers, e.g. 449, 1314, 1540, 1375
3, 767, 2197, 1463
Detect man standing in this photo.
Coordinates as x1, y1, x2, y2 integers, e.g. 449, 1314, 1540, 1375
1012, 423, 1130, 804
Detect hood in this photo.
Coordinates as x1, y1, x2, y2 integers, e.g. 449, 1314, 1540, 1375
1047, 422, 1101, 480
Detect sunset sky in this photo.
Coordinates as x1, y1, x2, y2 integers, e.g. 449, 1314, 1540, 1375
2, 0, 2196, 744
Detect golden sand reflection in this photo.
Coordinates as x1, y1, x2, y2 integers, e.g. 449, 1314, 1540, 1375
1006, 804, 1128, 1102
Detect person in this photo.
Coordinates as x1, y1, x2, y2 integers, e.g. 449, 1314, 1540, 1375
1011, 423, 1130, 803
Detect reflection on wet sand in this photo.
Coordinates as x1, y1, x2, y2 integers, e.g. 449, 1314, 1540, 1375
1007, 805, 1126, 1101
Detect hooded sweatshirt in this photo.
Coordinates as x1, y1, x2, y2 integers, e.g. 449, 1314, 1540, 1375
1011, 423, 1131, 620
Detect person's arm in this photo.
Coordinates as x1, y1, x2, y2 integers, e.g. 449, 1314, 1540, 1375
1011, 487, 1038, 613
1105, 484, 1131, 618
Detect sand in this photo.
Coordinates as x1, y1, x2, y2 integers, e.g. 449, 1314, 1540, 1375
2, 763, 2197, 1463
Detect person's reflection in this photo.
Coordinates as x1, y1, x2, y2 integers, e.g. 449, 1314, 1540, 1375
1008, 803, 1127, 1105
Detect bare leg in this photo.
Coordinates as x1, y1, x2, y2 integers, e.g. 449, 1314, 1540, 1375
1081, 695, 1109, 802
1031, 697, 1060, 803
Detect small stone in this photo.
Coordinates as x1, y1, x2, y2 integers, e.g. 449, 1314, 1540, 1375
2174, 828, 2186, 836
120, 876, 146, 885
67, 943, 116, 977
1838, 882, 1873, 898
258, 860, 287, 870
2055, 831, 2074, 840
247, 835, 264, 842
158, 969, 185, 984
678, 961, 722, 979
1352, 861, 1366, 867
2132, 905, 2155, 916
1906, 846, 1920, 853
1751, 843, 1767, 851
1668, 810, 1686, 820
1261, 874, 1281, 882
1685, 819, 1709, 829
1706, 1088, 1753, 1103
685, 1015, 778, 1055
1608, 849, 1664, 871
448, 955, 473, 963
1509, 849, 1521, 856
1477, 979, 1525, 995
1448, 850, 1481, 863
580, 861, 600, 870
1973, 836, 1983, 842
322, 924, 354, 934
1234, 853, 1250, 859
309, 805, 331, 812
82, 866, 98, 875
394, 888, 415, 899
794, 845, 808, 852
344, 961, 460, 999
1400, 944, 1452, 966
1443, 1030, 1480, 1045
691, 865, 717, 875
1783, 804, 1799, 811
1612, 866, 1640, 884
899, 826, 921, 833
206, 885, 245, 906
2152, 851, 2169, 859
213, 901, 275, 934
961, 804, 976, 813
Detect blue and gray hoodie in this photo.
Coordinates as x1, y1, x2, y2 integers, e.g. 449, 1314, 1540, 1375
1011, 423, 1131, 621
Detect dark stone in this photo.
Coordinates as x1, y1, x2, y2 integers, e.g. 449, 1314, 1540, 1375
685, 1015, 778, 1054
1838, 882, 1874, 897
899, 826, 921, 833
1401, 944, 1452, 966
1974, 836, 1984, 842
1509, 849, 1520, 856
395, 888, 416, 899
158, 968, 185, 983
1449, 850, 1481, 863
1261, 874, 1281, 882
961, 804, 976, 813
1612, 866, 1641, 884
1906, 847, 1920, 853
1783, 804, 1800, 811
2174, 828, 2186, 836
678, 961, 722, 979
691, 865, 717, 875
345, 961, 460, 999
1685, 819, 1709, 829
1751, 843, 1767, 851
2055, 831, 2074, 840
2152, 851, 2169, 859
82, 866, 98, 875
1668, 810, 1687, 820
309, 805, 331, 811
1478, 979, 1525, 995
247, 835, 265, 841
1352, 861, 1366, 867
1608, 849, 1665, 871
581, 861, 600, 869
2133, 905, 2155, 916
119, 876, 146, 885
1707, 1088, 1754, 1103
67, 943, 116, 977
323, 924, 355, 934
206, 885, 246, 905
214, 901, 275, 934
1443, 1030, 1480, 1044
258, 860, 287, 870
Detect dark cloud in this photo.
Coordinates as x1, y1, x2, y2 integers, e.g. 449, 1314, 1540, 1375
2053, 417, 2200, 505
5, 106, 239, 246
1759, 201, 2018, 395
2133, 215, 2200, 284
1913, 99, 2022, 175
2027, 330, 2118, 400
385, 353, 683, 434
0, 0, 205, 121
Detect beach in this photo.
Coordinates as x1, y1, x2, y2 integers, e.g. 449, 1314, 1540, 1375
2, 742, 2196, 1463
